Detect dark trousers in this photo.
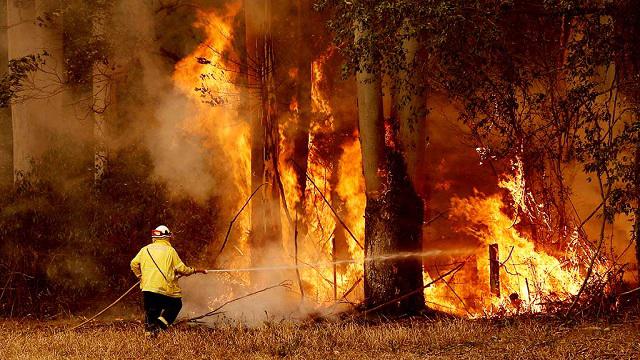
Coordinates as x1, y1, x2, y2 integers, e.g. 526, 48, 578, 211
142, 291, 182, 331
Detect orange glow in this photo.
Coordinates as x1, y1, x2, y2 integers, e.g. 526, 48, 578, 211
285, 46, 365, 304
176, 7, 606, 317
425, 158, 606, 316
172, 4, 251, 278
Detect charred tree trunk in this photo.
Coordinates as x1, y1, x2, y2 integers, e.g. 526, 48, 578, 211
615, 1, 640, 282
246, 0, 283, 276
356, 19, 424, 314
0, 0, 12, 187
489, 244, 500, 297
390, 22, 426, 311
627, 4, 640, 284
363, 151, 425, 314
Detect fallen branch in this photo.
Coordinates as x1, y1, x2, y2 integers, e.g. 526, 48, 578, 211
216, 183, 268, 258
341, 277, 363, 302
68, 281, 140, 331
292, 162, 363, 250
364, 262, 465, 315
618, 286, 640, 297
499, 246, 515, 267
185, 280, 292, 322
291, 257, 335, 287
435, 263, 473, 317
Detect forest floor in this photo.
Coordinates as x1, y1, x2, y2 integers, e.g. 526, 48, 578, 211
2, 317, 640, 359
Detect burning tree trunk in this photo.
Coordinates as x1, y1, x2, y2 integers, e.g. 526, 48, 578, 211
291, 0, 312, 212
0, 1, 11, 187
355, 19, 424, 314
246, 0, 283, 275
489, 244, 500, 297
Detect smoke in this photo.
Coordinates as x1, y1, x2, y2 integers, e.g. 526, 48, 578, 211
107, 0, 217, 201
144, 90, 217, 201
178, 248, 466, 325
4, 0, 637, 318
178, 241, 344, 325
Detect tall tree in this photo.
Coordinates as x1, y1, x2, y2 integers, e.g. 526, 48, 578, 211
91, 2, 110, 184
0, 0, 12, 187
61, 0, 102, 185
7, 0, 65, 182
394, 20, 426, 191
614, 0, 640, 280
633, 135, 640, 279
292, 0, 312, 213
625, 2, 640, 283
245, 0, 283, 276
353, 6, 424, 313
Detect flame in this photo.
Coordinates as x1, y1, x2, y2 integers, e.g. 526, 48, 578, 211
174, 5, 365, 304
290, 47, 364, 303
175, 6, 605, 317
425, 158, 605, 316
172, 4, 251, 277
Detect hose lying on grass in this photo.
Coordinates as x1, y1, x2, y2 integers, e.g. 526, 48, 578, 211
67, 281, 140, 332
67, 279, 292, 331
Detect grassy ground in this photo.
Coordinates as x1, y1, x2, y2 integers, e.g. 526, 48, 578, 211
1, 318, 639, 359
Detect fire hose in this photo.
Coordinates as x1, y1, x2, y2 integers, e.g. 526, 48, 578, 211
65, 264, 311, 331
67, 275, 289, 332
67, 281, 140, 331
64, 265, 307, 331
65, 262, 344, 331
66, 251, 451, 331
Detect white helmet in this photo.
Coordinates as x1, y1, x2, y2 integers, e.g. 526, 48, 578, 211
151, 225, 172, 238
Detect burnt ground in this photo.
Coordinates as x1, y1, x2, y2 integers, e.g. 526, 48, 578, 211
1, 317, 639, 359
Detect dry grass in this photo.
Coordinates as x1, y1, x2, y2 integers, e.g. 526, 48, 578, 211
1, 318, 639, 359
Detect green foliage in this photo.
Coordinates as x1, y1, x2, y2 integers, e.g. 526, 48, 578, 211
0, 1, 113, 106
59, 0, 112, 85
320, 0, 639, 230
0, 53, 48, 107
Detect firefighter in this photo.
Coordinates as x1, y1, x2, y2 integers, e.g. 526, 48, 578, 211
130, 225, 207, 335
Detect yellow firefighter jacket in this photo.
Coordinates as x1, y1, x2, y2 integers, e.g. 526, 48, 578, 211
130, 239, 195, 298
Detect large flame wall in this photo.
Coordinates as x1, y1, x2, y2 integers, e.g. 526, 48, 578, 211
171, 4, 609, 318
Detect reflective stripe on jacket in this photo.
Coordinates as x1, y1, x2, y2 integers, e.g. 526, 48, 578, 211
130, 239, 195, 298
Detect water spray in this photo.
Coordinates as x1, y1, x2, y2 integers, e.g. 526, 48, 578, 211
204, 250, 468, 274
